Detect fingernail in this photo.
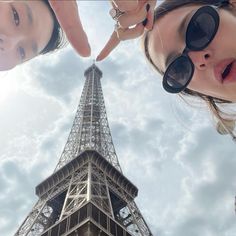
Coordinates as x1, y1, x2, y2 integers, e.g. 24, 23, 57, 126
142, 18, 148, 27
96, 55, 103, 61
146, 4, 150, 12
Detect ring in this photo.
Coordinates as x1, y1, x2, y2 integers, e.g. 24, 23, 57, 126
109, 8, 125, 21
114, 23, 120, 32
114, 23, 123, 40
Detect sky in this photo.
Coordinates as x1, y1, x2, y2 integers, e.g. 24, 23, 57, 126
0, 1, 236, 236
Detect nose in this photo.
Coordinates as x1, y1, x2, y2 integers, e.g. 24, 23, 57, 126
188, 50, 212, 70
0, 34, 19, 51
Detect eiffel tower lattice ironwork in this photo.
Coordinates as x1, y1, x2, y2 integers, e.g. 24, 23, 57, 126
15, 64, 153, 236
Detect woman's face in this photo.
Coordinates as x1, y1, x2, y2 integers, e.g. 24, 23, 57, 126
148, 4, 236, 102
0, 1, 53, 71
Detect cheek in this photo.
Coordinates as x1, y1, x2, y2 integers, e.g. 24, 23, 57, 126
187, 70, 213, 95
0, 52, 17, 71
0, 5, 10, 31
188, 71, 204, 90
188, 71, 224, 99
210, 12, 236, 56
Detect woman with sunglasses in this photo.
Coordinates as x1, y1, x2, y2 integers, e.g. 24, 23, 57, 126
98, 0, 236, 138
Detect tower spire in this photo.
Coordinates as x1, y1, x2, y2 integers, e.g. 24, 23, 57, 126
55, 63, 121, 172
15, 64, 153, 236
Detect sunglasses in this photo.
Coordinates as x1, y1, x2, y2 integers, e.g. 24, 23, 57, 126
163, 5, 220, 94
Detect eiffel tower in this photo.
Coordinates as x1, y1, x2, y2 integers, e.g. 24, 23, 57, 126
15, 64, 153, 236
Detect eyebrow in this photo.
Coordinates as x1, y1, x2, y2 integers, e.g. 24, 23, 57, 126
25, 3, 33, 25
25, 3, 34, 25
25, 3, 38, 55
164, 10, 194, 69
32, 42, 38, 55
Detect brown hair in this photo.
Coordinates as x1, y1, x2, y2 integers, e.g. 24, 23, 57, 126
143, 0, 236, 137
40, 0, 66, 54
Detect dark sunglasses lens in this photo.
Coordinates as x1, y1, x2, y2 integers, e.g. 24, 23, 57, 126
165, 56, 193, 90
186, 7, 219, 50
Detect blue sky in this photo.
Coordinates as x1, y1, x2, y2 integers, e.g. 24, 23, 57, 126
0, 2, 236, 236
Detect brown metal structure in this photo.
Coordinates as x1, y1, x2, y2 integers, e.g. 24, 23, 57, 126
15, 64, 153, 236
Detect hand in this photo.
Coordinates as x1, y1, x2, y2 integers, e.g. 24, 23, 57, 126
96, 0, 156, 61
49, 0, 91, 57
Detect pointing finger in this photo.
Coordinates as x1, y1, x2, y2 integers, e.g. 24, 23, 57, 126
96, 23, 145, 61
96, 31, 120, 61
49, 0, 91, 57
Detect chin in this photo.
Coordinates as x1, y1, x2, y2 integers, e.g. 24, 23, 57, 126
219, 95, 236, 102
0, 64, 15, 71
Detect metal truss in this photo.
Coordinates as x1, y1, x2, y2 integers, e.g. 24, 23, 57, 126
15, 151, 152, 236
15, 160, 90, 236
91, 160, 153, 236
15, 64, 153, 236
55, 65, 121, 172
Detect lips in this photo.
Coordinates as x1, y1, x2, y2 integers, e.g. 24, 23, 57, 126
214, 59, 236, 84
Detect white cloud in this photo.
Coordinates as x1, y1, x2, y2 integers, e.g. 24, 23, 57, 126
0, 2, 236, 236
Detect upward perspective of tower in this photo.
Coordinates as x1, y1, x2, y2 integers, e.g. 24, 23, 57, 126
15, 64, 153, 236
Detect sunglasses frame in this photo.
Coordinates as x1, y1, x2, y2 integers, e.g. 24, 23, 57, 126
162, 5, 220, 94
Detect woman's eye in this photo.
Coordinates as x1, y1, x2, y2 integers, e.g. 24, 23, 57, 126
12, 7, 20, 26
18, 47, 26, 61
